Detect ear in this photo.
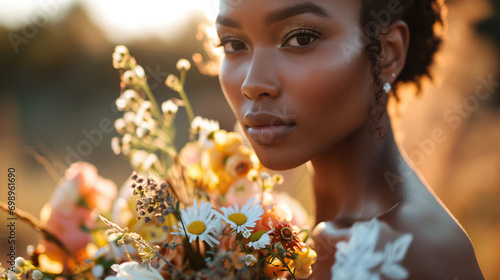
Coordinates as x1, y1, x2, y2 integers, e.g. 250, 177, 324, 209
380, 20, 410, 84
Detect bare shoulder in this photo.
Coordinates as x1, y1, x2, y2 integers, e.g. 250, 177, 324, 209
385, 190, 484, 280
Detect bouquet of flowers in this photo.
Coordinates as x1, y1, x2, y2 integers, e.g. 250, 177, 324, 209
0, 46, 316, 280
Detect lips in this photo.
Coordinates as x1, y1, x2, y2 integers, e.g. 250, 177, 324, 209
243, 112, 295, 144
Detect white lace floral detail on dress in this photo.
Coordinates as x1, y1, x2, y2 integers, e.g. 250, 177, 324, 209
331, 218, 413, 280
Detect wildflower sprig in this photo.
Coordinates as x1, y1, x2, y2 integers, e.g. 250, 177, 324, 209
2, 257, 43, 280
112, 45, 197, 178
98, 215, 183, 276
165, 59, 195, 124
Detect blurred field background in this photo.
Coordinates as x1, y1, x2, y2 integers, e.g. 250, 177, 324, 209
0, 0, 498, 278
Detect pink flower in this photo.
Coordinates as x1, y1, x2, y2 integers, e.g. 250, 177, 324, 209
39, 162, 117, 271
224, 178, 260, 207
65, 162, 117, 212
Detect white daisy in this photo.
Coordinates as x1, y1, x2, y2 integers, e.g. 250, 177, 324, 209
171, 199, 220, 247
248, 230, 271, 250
217, 197, 264, 234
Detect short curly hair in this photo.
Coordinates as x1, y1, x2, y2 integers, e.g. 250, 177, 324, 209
361, 0, 445, 137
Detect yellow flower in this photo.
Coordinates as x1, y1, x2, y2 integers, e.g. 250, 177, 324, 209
213, 130, 242, 154
225, 152, 253, 178
288, 246, 317, 279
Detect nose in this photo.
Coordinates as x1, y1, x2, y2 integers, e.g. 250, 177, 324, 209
241, 49, 280, 101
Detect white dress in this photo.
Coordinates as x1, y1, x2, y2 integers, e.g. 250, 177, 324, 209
330, 218, 413, 280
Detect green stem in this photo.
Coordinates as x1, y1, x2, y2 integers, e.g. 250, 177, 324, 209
178, 71, 195, 124
175, 210, 204, 270
155, 251, 183, 276
267, 247, 296, 280
140, 83, 168, 132
196, 238, 201, 256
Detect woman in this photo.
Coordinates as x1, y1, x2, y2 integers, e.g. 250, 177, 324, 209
215, 0, 484, 279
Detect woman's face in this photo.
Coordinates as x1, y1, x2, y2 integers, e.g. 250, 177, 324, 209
217, 0, 374, 170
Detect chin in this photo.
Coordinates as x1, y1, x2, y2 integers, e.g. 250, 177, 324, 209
255, 151, 306, 171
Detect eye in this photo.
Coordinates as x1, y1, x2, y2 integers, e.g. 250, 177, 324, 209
282, 29, 321, 48
219, 38, 248, 53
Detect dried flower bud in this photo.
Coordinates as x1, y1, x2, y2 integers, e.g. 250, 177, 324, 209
176, 59, 191, 72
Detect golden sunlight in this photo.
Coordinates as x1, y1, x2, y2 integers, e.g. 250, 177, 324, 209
0, 0, 219, 42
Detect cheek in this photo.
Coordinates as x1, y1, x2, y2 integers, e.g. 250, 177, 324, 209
288, 46, 373, 139
219, 58, 244, 117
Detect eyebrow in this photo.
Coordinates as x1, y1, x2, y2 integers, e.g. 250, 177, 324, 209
216, 2, 331, 28
265, 2, 331, 25
216, 15, 241, 28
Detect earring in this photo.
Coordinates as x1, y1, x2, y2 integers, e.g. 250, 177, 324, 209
383, 82, 392, 93
391, 73, 396, 78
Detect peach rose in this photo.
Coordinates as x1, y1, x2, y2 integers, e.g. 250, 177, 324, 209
39, 162, 117, 271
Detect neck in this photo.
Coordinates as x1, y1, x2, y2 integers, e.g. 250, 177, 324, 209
311, 116, 403, 225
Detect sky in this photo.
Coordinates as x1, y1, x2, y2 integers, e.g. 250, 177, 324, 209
0, 0, 219, 42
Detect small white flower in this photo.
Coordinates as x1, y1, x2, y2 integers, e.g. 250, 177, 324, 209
217, 197, 264, 234
242, 229, 251, 238
121, 66, 146, 85
7, 271, 17, 280
105, 261, 162, 280
165, 74, 180, 90
133, 65, 145, 79
112, 45, 129, 69
248, 230, 271, 250
32, 269, 43, 280
176, 58, 191, 72
172, 199, 220, 247
114, 118, 127, 134
142, 153, 161, 172
245, 254, 258, 266
115, 98, 128, 111
114, 45, 129, 57
136, 122, 152, 139
134, 101, 152, 126
14, 257, 24, 267
190, 116, 220, 148
161, 99, 179, 115
130, 150, 148, 169
116, 90, 140, 112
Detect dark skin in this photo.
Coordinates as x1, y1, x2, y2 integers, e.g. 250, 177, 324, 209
216, 0, 484, 279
